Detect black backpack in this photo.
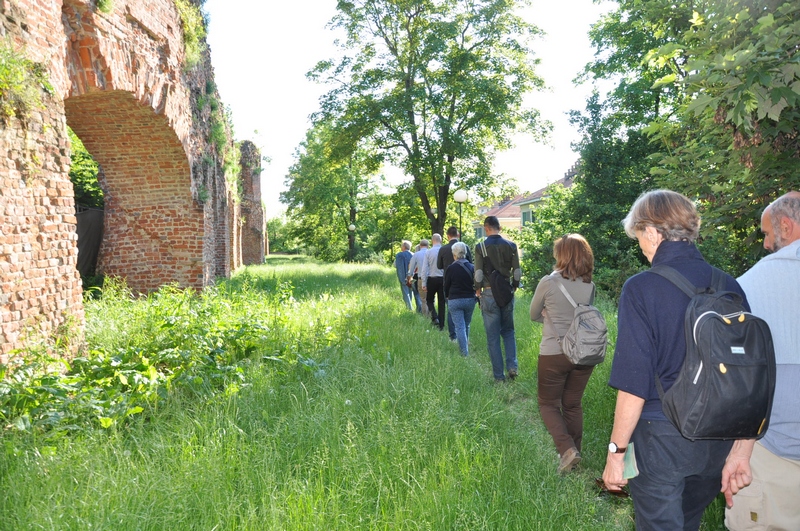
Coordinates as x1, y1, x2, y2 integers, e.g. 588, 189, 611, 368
478, 241, 513, 307
650, 265, 776, 441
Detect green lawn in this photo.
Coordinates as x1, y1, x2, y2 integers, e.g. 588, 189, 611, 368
0, 256, 727, 530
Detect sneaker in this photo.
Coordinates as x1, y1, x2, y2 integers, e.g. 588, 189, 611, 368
558, 447, 581, 474
507, 369, 518, 381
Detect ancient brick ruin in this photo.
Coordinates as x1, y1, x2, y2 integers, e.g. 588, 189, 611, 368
0, 0, 265, 358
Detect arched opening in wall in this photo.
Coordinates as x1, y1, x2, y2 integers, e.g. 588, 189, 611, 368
68, 127, 105, 291
64, 90, 206, 293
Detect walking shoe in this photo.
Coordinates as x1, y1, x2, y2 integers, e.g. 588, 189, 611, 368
507, 369, 518, 381
558, 447, 581, 474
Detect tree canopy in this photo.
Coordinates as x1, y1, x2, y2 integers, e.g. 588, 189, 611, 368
310, 0, 550, 235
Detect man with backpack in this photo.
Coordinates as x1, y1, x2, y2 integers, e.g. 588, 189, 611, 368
725, 191, 800, 531
474, 216, 521, 382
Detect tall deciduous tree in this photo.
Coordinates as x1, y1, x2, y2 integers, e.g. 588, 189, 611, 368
311, 0, 549, 235
281, 119, 381, 261
645, 0, 800, 267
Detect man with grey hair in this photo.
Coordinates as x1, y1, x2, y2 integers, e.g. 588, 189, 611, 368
724, 191, 800, 530
393, 240, 414, 310
422, 233, 445, 329
407, 239, 429, 315
474, 216, 521, 382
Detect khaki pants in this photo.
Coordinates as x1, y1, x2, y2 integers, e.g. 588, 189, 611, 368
725, 441, 800, 530
417, 279, 429, 317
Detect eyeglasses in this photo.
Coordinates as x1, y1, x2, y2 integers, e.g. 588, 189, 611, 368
595, 477, 630, 499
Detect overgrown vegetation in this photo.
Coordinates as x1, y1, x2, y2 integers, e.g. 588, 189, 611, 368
0, 258, 728, 529
96, 0, 113, 13
174, 0, 207, 69
0, 40, 52, 124
67, 127, 104, 208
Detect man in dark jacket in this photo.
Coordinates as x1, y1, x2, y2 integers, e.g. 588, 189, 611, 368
474, 216, 521, 382
438, 226, 473, 340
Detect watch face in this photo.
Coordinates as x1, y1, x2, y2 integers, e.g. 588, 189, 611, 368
608, 442, 618, 453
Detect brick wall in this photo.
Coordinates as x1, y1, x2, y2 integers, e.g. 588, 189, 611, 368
0, 0, 263, 358
240, 141, 265, 265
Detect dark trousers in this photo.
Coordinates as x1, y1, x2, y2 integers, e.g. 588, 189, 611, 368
629, 419, 733, 531
537, 353, 594, 455
426, 276, 445, 329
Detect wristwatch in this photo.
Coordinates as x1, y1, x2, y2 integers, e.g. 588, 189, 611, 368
608, 442, 627, 454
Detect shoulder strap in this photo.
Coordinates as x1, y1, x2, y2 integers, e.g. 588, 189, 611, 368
650, 265, 727, 296
479, 240, 495, 274
543, 275, 573, 340
455, 260, 472, 277
555, 278, 578, 309
648, 265, 698, 298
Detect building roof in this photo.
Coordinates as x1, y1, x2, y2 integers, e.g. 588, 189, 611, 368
481, 193, 526, 220
515, 163, 578, 207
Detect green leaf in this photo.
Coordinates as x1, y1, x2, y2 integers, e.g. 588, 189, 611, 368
651, 73, 677, 89
687, 94, 717, 116
99, 417, 114, 429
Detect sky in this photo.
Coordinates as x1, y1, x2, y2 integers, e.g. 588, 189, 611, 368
203, 0, 613, 217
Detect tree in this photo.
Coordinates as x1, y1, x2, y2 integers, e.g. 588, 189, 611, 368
281, 118, 381, 261
644, 0, 800, 269
311, 0, 550, 235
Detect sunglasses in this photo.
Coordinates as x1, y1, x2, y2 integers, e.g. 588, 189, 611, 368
595, 477, 631, 499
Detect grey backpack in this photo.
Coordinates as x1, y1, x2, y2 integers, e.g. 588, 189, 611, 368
546, 278, 608, 366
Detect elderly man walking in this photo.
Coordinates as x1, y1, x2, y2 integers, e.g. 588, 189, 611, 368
407, 240, 429, 316
421, 233, 445, 329
724, 191, 800, 530
393, 240, 414, 310
474, 216, 521, 382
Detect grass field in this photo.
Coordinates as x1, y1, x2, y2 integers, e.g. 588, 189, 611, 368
0, 256, 727, 530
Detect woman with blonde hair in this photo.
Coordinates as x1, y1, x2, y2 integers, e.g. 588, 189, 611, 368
530, 233, 597, 474
602, 189, 752, 530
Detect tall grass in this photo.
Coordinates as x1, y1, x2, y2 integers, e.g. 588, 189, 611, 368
0, 256, 726, 530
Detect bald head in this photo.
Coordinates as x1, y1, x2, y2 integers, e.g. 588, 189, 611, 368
431, 233, 442, 244
762, 191, 800, 252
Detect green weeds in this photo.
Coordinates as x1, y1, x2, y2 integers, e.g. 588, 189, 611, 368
0, 257, 725, 529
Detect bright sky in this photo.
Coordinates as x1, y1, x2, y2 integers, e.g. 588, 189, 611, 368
204, 0, 613, 217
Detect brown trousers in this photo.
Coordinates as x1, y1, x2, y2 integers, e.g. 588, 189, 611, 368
537, 353, 594, 456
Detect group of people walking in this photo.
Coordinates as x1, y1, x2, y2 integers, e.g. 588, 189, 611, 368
393, 189, 800, 531
394, 217, 521, 380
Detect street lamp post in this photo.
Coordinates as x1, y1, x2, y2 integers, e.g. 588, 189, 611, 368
454, 189, 468, 240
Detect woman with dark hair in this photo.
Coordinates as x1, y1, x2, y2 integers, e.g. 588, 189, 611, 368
602, 189, 753, 530
530, 233, 597, 474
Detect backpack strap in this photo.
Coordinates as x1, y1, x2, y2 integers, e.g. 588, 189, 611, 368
648, 265, 698, 298
543, 275, 575, 340
554, 278, 578, 309
479, 240, 496, 276
649, 265, 728, 402
455, 260, 472, 278
649, 265, 727, 297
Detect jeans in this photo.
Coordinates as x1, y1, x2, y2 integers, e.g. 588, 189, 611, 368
447, 310, 456, 339
537, 353, 594, 455
448, 297, 476, 356
480, 289, 517, 380
398, 280, 413, 310
629, 419, 733, 531
411, 279, 423, 313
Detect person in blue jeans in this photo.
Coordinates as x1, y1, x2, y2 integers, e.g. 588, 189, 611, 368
444, 242, 476, 356
393, 240, 414, 310
474, 216, 521, 382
